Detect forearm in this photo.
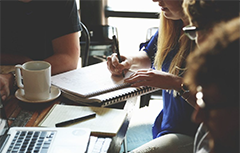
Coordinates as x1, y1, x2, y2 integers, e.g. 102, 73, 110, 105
50, 32, 80, 75
128, 51, 152, 70
45, 53, 79, 75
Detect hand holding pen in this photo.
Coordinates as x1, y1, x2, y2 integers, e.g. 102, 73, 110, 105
112, 35, 125, 77
106, 53, 131, 76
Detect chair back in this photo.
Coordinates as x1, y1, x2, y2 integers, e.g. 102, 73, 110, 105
80, 22, 90, 67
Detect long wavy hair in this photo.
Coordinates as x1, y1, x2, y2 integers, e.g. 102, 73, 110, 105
154, 13, 195, 76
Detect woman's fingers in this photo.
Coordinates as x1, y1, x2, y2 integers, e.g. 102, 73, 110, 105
107, 53, 126, 76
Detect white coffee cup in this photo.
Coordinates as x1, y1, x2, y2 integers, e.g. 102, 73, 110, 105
15, 61, 51, 101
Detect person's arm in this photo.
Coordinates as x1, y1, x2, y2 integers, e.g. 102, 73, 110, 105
128, 51, 152, 70
124, 69, 196, 107
0, 32, 80, 101
0, 73, 14, 101
1, 32, 80, 75
45, 32, 80, 75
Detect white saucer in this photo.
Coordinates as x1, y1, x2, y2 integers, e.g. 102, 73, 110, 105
15, 86, 61, 103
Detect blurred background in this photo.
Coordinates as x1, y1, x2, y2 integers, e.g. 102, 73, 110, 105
78, 0, 160, 65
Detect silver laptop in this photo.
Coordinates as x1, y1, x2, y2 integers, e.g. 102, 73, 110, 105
0, 98, 91, 153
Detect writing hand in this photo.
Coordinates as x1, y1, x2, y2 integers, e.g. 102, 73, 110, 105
107, 53, 131, 76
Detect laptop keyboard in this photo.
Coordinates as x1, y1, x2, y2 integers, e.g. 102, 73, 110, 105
87, 136, 112, 153
7, 131, 56, 153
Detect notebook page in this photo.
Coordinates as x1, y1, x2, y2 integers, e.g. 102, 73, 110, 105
51, 62, 134, 98
39, 104, 127, 136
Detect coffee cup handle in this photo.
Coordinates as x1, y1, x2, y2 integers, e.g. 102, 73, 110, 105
15, 65, 24, 89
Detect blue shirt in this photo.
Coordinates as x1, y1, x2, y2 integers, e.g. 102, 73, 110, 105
140, 31, 198, 139
140, 32, 158, 69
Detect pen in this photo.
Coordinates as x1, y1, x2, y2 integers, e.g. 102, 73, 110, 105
112, 35, 125, 77
55, 112, 96, 127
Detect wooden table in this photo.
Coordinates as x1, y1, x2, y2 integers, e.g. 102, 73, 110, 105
3, 93, 138, 153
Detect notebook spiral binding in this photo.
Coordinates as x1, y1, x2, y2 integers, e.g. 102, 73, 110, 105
102, 86, 159, 107
85, 83, 131, 98
61, 86, 160, 107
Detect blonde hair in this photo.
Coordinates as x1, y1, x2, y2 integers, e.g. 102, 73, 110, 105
154, 13, 195, 75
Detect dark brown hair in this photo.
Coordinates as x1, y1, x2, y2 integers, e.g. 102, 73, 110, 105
184, 17, 240, 101
183, 0, 240, 29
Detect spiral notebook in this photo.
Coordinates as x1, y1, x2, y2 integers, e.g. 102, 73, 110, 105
51, 62, 159, 107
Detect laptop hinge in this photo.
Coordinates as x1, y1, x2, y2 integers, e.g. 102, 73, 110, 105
0, 134, 10, 152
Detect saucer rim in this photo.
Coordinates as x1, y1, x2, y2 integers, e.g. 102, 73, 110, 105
15, 86, 61, 103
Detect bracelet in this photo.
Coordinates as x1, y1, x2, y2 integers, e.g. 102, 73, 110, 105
177, 83, 189, 96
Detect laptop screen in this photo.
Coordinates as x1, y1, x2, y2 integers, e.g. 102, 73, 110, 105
0, 98, 9, 138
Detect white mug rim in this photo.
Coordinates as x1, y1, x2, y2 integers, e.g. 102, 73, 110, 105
22, 61, 51, 72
